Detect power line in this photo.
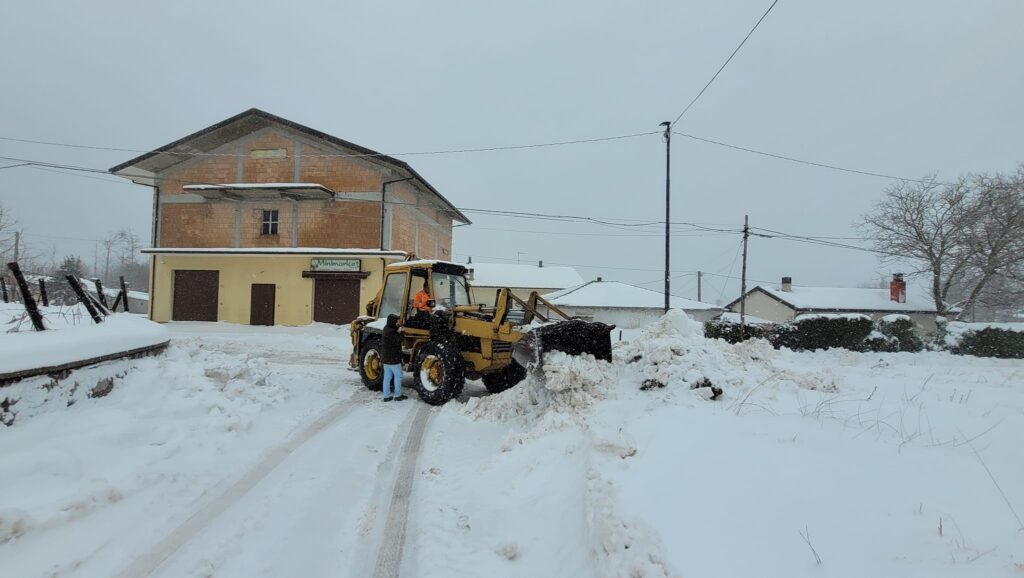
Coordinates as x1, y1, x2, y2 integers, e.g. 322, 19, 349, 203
670, 0, 780, 127
0, 130, 659, 159
673, 132, 951, 186
458, 225, 738, 238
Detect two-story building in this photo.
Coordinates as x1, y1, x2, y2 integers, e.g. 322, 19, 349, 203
111, 108, 469, 326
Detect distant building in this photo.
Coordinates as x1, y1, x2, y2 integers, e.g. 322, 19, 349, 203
543, 278, 722, 329
725, 274, 940, 333
467, 261, 584, 303
111, 108, 470, 326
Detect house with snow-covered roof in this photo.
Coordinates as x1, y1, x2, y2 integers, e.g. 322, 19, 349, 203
543, 278, 723, 329
466, 261, 584, 302
725, 275, 940, 333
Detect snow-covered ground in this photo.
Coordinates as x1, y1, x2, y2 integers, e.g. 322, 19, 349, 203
2, 315, 1022, 577
0, 304, 168, 375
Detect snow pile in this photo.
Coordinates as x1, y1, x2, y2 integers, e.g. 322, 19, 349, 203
463, 351, 616, 428
614, 309, 734, 391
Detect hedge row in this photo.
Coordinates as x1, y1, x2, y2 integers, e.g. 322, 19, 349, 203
951, 328, 1024, 359
705, 315, 1023, 358
704, 315, 915, 353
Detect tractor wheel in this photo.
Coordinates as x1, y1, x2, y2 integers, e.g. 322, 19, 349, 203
413, 342, 465, 405
358, 335, 384, 391
481, 360, 527, 394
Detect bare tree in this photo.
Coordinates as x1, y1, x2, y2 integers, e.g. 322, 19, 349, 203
859, 167, 1024, 319
954, 169, 1024, 316
0, 201, 17, 263
858, 176, 977, 314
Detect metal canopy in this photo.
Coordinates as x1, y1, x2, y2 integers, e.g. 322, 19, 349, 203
182, 183, 334, 201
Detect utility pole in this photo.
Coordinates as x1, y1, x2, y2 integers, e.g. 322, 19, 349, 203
740, 215, 750, 338
660, 121, 672, 312
697, 270, 702, 302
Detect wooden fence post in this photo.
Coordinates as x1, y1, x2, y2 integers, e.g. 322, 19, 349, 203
92, 279, 109, 309
7, 263, 45, 331
119, 276, 130, 313
38, 278, 49, 307
66, 276, 103, 323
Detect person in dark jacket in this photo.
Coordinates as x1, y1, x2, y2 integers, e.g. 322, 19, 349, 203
380, 314, 407, 401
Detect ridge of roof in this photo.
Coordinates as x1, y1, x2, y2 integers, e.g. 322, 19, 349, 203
108, 108, 469, 224
543, 279, 597, 301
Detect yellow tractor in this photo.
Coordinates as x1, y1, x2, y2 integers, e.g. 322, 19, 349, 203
349, 260, 613, 405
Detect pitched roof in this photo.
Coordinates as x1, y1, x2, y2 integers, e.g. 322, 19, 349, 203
109, 108, 469, 223
467, 263, 584, 289
728, 284, 937, 313
545, 280, 721, 310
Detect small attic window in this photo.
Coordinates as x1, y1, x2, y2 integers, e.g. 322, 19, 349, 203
250, 148, 287, 159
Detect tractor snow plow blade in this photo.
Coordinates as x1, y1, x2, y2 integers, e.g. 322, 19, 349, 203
512, 319, 614, 370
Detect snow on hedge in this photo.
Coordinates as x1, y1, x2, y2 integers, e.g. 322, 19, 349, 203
0, 308, 169, 375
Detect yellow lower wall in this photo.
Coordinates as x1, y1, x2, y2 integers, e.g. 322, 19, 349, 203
149, 254, 396, 325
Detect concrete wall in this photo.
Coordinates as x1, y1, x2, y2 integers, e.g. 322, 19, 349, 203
149, 253, 393, 325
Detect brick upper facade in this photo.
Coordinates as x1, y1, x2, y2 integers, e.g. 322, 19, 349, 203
112, 109, 466, 259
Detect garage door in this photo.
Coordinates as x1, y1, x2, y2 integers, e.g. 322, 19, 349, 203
313, 278, 360, 325
172, 270, 219, 321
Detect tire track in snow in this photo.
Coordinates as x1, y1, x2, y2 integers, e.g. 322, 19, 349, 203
112, 393, 368, 578
372, 403, 432, 578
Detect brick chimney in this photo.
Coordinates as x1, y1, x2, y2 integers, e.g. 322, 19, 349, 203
538, 260, 543, 268
781, 276, 793, 292
890, 273, 906, 303
596, 277, 603, 282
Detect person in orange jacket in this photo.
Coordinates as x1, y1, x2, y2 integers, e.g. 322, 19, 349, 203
412, 281, 432, 314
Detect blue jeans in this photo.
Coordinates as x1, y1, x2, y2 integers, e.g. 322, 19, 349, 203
383, 364, 402, 398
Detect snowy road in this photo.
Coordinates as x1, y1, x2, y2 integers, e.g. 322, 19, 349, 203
4, 317, 1023, 577
131, 324, 433, 578
1, 322, 446, 578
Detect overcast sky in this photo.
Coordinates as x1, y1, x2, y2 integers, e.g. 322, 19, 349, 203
1, 0, 1022, 304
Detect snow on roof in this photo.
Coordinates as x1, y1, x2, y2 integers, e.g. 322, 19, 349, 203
717, 311, 773, 325
545, 280, 721, 310
466, 263, 584, 289
751, 285, 937, 313
141, 247, 408, 258
79, 278, 149, 301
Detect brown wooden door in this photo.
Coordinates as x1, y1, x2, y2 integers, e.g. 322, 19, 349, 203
250, 284, 276, 326
172, 270, 219, 321
313, 279, 360, 325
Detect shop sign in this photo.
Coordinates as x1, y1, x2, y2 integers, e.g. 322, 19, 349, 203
311, 258, 360, 272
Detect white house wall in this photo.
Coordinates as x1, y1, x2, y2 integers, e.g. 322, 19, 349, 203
557, 306, 720, 329
739, 291, 797, 323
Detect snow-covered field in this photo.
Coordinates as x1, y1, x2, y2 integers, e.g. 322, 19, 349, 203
2, 315, 1022, 577
0, 303, 168, 375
